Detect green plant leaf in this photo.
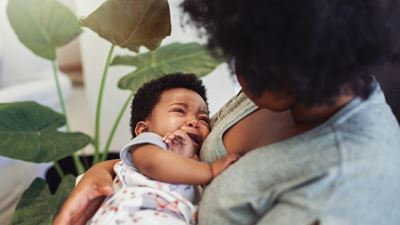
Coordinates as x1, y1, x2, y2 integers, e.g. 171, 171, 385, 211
11, 175, 76, 225
113, 42, 225, 92
0, 102, 91, 163
80, 0, 171, 52
6, 0, 82, 60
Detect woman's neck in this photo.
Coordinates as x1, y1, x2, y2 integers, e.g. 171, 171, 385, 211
290, 94, 355, 125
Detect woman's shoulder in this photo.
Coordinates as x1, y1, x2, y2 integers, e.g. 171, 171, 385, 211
328, 79, 400, 150
210, 91, 257, 128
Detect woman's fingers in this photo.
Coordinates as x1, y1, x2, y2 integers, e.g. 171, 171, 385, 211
53, 183, 112, 225
53, 159, 119, 225
90, 184, 114, 198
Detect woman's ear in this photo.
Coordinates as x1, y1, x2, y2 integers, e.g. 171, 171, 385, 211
134, 121, 148, 136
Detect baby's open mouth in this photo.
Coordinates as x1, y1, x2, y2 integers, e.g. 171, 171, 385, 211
187, 133, 202, 146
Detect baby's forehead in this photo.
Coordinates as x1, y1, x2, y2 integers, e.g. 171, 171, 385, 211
158, 88, 208, 111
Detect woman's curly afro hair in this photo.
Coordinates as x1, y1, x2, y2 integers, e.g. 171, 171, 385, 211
182, 0, 400, 105
130, 73, 208, 138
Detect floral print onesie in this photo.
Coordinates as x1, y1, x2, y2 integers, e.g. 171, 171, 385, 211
87, 132, 197, 225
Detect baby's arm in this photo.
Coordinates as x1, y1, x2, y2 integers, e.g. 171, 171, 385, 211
131, 145, 239, 185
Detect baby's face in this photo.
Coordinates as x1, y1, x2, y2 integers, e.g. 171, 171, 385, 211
145, 88, 210, 151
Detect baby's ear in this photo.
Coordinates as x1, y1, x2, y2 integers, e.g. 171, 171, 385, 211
134, 121, 148, 136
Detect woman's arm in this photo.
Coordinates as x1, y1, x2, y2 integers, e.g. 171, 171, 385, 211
52, 159, 119, 225
132, 144, 239, 185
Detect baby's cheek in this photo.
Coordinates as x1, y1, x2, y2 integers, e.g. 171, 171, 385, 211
202, 125, 211, 136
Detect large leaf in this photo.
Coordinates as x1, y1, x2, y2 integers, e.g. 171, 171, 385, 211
11, 175, 76, 225
7, 0, 82, 60
112, 42, 225, 92
80, 0, 171, 52
0, 102, 91, 163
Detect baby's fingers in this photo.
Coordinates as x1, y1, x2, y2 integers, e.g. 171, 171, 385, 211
173, 129, 191, 140
225, 154, 241, 164
163, 133, 176, 149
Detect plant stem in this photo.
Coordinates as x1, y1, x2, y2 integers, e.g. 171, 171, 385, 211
52, 61, 85, 175
52, 61, 70, 131
101, 93, 133, 161
150, 51, 155, 66
93, 45, 115, 164
53, 162, 65, 178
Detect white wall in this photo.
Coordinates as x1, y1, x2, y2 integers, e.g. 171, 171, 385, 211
74, 0, 239, 152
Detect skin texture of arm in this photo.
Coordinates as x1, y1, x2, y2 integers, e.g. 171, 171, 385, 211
52, 159, 119, 225
132, 144, 239, 185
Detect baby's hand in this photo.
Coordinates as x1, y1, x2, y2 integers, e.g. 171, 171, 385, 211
163, 129, 196, 158
211, 154, 240, 177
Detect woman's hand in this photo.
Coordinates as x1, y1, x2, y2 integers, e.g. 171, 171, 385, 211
52, 159, 119, 225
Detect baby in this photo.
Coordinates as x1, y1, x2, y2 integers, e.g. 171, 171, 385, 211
87, 73, 239, 225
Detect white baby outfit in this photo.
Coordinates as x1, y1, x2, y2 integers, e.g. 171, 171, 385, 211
87, 132, 197, 225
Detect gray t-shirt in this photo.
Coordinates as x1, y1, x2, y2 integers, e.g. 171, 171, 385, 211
199, 79, 400, 225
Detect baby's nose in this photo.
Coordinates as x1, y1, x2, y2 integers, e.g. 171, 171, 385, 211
186, 119, 199, 128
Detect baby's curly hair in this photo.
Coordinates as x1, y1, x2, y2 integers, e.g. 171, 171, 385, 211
182, 0, 400, 105
130, 73, 208, 138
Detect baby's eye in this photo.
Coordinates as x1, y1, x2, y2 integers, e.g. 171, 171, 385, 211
199, 116, 210, 124
171, 108, 185, 114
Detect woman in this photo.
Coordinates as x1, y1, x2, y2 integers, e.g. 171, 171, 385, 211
54, 0, 400, 224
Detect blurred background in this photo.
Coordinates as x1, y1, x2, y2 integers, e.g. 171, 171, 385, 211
70, 0, 239, 154
0, 0, 239, 155
69, 0, 238, 154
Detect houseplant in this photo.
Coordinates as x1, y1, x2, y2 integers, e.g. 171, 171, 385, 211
0, 0, 223, 224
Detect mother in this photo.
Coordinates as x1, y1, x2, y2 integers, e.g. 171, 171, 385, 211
54, 0, 400, 224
